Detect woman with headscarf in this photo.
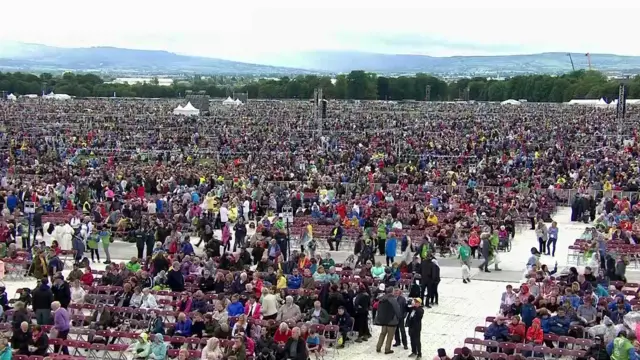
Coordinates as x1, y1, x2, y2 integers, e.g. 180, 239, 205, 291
148, 333, 167, 360
201, 337, 224, 360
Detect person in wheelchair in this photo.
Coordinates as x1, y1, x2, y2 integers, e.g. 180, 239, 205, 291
497, 227, 511, 251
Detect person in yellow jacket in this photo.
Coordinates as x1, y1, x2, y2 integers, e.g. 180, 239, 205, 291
276, 270, 287, 290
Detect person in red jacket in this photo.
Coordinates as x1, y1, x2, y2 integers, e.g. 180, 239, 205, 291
508, 315, 526, 343
526, 318, 544, 345
80, 268, 94, 287
273, 322, 292, 345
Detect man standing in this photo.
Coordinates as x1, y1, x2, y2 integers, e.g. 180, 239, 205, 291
374, 287, 402, 354
420, 256, 434, 308
407, 298, 424, 359
478, 233, 491, 273
393, 288, 408, 350
458, 240, 472, 283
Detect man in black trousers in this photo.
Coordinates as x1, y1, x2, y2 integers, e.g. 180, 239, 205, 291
420, 255, 434, 308
393, 288, 408, 349
407, 297, 424, 358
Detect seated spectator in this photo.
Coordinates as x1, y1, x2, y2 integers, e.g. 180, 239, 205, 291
577, 296, 598, 327
191, 312, 205, 338
80, 268, 94, 287
307, 300, 330, 324
30, 325, 49, 356
177, 292, 193, 313
126, 332, 151, 359
484, 317, 509, 351
306, 328, 321, 355
130, 286, 143, 308
231, 314, 249, 337
201, 338, 224, 360
313, 266, 328, 283
11, 321, 32, 355
172, 312, 192, 337
245, 295, 262, 320
508, 315, 526, 343
146, 310, 165, 335
277, 295, 302, 322
127, 257, 142, 273
336, 306, 352, 348
302, 269, 315, 289
69, 280, 86, 309
167, 262, 185, 292
287, 269, 302, 289
149, 333, 167, 360
191, 291, 208, 313
549, 307, 571, 336
371, 261, 386, 280
141, 288, 159, 310
225, 336, 246, 360
228, 294, 244, 317
274, 322, 292, 345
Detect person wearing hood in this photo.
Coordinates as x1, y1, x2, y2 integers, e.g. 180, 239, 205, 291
148, 333, 167, 360
607, 330, 639, 360
587, 335, 610, 360
520, 295, 537, 329
525, 318, 543, 346
201, 337, 224, 360
127, 332, 151, 359
32, 279, 54, 325
385, 233, 398, 266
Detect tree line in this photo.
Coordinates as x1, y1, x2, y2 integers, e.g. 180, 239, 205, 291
1, 70, 639, 102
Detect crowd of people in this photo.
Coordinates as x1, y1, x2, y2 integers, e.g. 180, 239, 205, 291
0, 98, 638, 360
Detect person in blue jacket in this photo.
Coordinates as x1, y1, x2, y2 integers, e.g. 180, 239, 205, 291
609, 294, 632, 313
484, 317, 509, 352
227, 294, 244, 317
520, 295, 537, 328
180, 237, 195, 256
548, 307, 571, 337
287, 270, 302, 289
173, 312, 192, 337
6, 192, 17, 214
385, 234, 397, 267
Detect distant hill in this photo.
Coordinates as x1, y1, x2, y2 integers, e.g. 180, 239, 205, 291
0, 41, 313, 75
262, 51, 640, 76
3, 41, 640, 76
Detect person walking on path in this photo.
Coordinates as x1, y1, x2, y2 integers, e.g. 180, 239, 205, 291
374, 287, 402, 354
407, 298, 424, 359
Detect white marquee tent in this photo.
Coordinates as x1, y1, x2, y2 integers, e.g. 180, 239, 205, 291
234, 99, 243, 105
173, 102, 200, 116
172, 105, 184, 115
7, 93, 17, 101
43, 92, 71, 100
500, 99, 521, 105
222, 97, 236, 105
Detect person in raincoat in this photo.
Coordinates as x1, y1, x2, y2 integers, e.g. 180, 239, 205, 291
148, 333, 167, 360
127, 332, 151, 359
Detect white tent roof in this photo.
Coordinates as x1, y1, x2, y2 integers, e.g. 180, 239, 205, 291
175, 105, 184, 111
223, 96, 235, 104
234, 99, 243, 105
183, 102, 197, 111
500, 99, 521, 105
7, 93, 17, 101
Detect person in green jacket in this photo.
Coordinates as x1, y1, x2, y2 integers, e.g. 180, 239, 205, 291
127, 332, 151, 359
148, 333, 167, 360
607, 330, 638, 360
376, 221, 387, 256
458, 240, 472, 284
87, 231, 101, 263
126, 257, 142, 273
99, 227, 112, 264
321, 253, 335, 269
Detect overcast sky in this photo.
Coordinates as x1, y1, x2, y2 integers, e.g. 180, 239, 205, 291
2, 0, 639, 63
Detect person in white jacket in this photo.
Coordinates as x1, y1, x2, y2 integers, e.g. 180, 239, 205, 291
141, 288, 159, 310
70, 280, 86, 314
260, 288, 279, 320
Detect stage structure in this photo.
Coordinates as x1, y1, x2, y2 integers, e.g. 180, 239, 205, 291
185, 90, 210, 114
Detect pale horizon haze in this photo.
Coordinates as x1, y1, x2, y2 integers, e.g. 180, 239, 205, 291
2, 0, 640, 65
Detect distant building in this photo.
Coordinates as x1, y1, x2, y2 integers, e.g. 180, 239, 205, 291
108, 78, 173, 86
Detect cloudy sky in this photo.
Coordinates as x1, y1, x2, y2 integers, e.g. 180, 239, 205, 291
1, 0, 639, 63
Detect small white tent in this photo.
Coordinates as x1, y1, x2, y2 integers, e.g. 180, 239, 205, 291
223, 96, 235, 105
172, 102, 200, 116
234, 99, 243, 105
500, 99, 521, 105
7, 93, 17, 101
172, 105, 184, 115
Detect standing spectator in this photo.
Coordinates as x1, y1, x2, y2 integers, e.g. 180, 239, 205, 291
428, 258, 441, 306
535, 222, 548, 255
32, 280, 54, 325
52, 301, 70, 355
547, 221, 559, 256
52, 275, 71, 309
354, 284, 371, 343
374, 287, 402, 354
393, 288, 408, 350
407, 298, 424, 358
